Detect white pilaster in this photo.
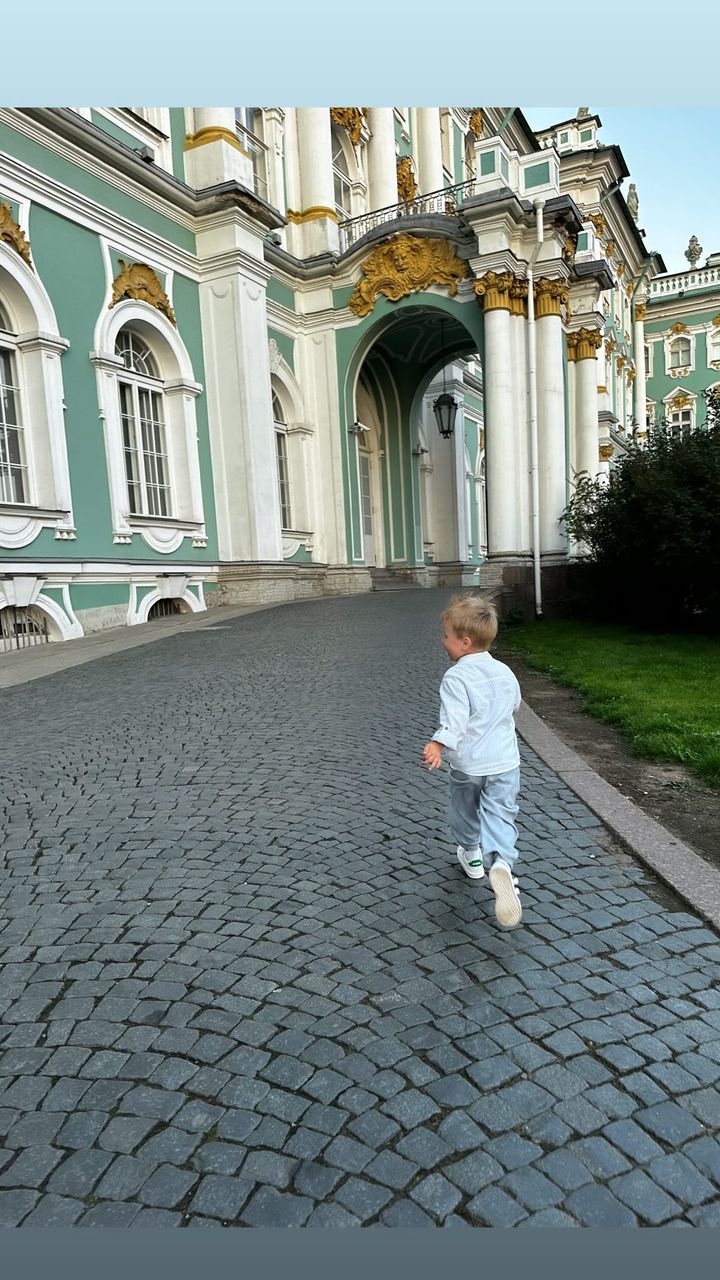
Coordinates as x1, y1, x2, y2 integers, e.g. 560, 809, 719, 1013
633, 303, 647, 431
196, 214, 283, 563
367, 108, 398, 210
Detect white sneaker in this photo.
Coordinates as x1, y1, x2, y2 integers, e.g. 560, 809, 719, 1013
457, 846, 486, 880
489, 858, 522, 928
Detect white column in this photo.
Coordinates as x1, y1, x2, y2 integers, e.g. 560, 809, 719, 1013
367, 108, 398, 210
295, 109, 339, 255
535, 279, 568, 556
572, 331, 603, 480
476, 275, 521, 557
633, 302, 647, 431
184, 108, 254, 189
510, 286, 531, 554
415, 108, 444, 194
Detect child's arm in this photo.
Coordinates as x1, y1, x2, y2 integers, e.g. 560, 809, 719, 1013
422, 671, 470, 770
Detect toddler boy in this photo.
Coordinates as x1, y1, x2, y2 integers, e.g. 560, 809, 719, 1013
423, 596, 522, 928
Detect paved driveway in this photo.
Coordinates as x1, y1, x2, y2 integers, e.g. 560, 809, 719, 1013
1, 592, 719, 1227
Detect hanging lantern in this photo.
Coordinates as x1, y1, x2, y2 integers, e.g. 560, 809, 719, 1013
432, 318, 459, 439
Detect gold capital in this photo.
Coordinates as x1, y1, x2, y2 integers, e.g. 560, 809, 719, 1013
534, 277, 569, 318
634, 301, 647, 321
509, 278, 528, 317
474, 271, 516, 312
567, 327, 603, 361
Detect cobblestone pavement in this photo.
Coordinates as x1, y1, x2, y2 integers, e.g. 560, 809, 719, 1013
1, 590, 719, 1229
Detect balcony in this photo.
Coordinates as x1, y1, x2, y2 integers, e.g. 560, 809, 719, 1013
338, 180, 476, 252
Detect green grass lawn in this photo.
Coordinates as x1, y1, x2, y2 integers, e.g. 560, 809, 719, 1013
502, 621, 720, 788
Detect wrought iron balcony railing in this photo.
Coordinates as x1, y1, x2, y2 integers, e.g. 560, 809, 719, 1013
338, 179, 476, 251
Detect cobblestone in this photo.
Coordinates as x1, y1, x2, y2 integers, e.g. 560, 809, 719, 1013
1, 591, 719, 1230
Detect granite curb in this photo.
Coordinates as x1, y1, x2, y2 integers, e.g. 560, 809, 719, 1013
516, 701, 720, 933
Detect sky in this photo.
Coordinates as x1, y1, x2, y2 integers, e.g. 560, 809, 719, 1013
524, 108, 718, 275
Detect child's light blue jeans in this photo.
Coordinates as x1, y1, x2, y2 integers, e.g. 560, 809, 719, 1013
449, 766, 520, 868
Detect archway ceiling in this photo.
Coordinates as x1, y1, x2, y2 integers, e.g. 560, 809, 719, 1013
365, 305, 478, 381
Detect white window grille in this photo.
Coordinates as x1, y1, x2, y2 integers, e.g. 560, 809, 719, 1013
235, 108, 269, 201
670, 336, 691, 369
0, 330, 29, 504
272, 391, 292, 530
115, 330, 171, 518
332, 128, 353, 219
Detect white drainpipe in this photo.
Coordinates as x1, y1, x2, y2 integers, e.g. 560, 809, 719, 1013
527, 198, 545, 619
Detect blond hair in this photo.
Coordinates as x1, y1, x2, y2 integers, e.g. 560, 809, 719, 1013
442, 595, 498, 650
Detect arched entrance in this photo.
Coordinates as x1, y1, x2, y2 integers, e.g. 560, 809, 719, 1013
343, 297, 485, 586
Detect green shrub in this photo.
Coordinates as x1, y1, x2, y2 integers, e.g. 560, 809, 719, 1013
561, 389, 720, 630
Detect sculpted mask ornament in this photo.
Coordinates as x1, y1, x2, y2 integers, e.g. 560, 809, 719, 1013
348, 235, 468, 317
0, 203, 32, 268
396, 155, 418, 203
109, 260, 176, 325
330, 108, 367, 147
599, 444, 614, 462
468, 109, 484, 138
587, 212, 605, 237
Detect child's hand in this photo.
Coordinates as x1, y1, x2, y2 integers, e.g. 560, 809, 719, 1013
422, 741, 443, 770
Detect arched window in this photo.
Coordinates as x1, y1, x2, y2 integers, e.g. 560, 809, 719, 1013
272, 390, 292, 530
0, 303, 28, 504
669, 336, 691, 370
92, 299, 206, 554
115, 329, 170, 518
332, 128, 353, 219
0, 249, 73, 549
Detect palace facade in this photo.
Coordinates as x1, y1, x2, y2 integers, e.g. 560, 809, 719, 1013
0, 106, 715, 649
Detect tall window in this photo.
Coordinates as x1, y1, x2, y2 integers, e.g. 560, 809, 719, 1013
332, 128, 353, 219
235, 108, 269, 201
644, 343, 652, 377
115, 330, 171, 518
0, 305, 28, 505
670, 336, 691, 370
272, 391, 292, 530
708, 329, 720, 364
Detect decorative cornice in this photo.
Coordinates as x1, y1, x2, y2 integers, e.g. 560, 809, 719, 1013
184, 127, 250, 159
330, 108, 367, 146
567, 327, 604, 362
286, 206, 339, 224
396, 155, 418, 204
468, 109, 484, 139
534, 277, 569, 318
474, 271, 516, 312
109, 260, 176, 325
0, 201, 32, 267
349, 234, 468, 317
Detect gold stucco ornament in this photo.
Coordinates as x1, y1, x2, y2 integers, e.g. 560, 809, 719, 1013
348, 234, 468, 317
0, 202, 32, 268
330, 109, 367, 146
396, 155, 418, 203
109, 260, 176, 325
